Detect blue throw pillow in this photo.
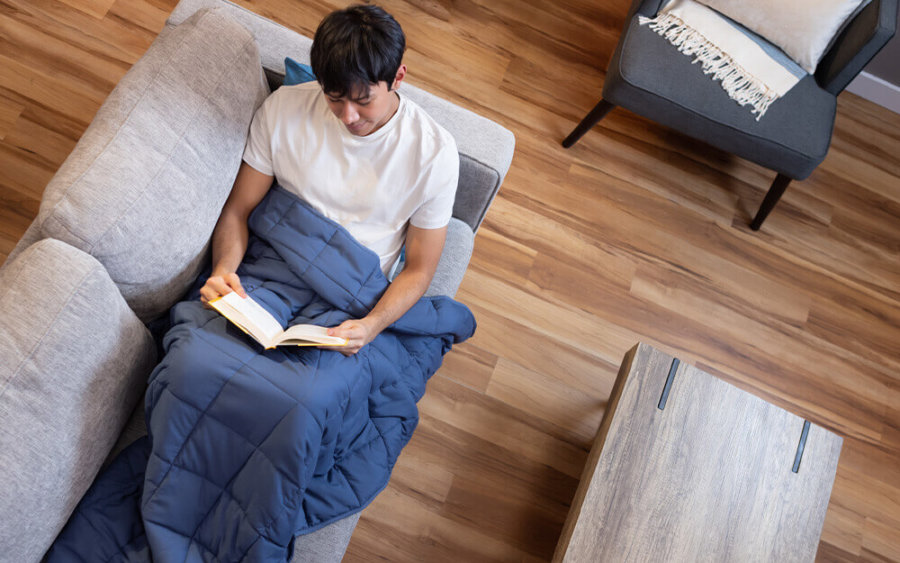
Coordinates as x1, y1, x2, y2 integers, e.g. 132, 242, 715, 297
284, 57, 317, 85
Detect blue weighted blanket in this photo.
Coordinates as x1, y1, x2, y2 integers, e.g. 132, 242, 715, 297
47, 185, 476, 562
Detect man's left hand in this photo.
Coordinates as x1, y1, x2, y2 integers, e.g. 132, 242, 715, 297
327, 318, 378, 356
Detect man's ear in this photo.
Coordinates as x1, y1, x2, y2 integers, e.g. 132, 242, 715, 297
390, 64, 407, 91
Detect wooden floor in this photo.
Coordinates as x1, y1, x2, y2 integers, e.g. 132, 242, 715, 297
2, 0, 899, 561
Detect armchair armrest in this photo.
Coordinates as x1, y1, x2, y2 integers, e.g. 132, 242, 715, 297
424, 218, 475, 298
816, 0, 898, 95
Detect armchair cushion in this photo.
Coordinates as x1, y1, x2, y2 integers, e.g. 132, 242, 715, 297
640, 0, 807, 120
0, 239, 157, 562
604, 14, 836, 179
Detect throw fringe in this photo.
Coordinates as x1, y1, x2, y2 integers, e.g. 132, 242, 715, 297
639, 13, 779, 120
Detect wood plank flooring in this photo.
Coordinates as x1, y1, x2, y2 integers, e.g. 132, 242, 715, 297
2, 0, 898, 560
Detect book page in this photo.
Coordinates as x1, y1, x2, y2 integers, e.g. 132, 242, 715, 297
211, 292, 284, 347
276, 324, 348, 347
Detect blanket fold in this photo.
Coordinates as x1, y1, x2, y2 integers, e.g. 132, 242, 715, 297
47, 185, 476, 562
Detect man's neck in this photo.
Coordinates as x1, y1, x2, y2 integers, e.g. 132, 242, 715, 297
372, 90, 401, 134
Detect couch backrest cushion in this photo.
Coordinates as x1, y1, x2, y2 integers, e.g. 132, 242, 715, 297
34, 8, 269, 322
0, 239, 157, 562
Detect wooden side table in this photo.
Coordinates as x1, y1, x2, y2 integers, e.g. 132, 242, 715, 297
553, 343, 843, 562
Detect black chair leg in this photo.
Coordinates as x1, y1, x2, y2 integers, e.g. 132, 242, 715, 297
562, 99, 616, 148
750, 173, 792, 231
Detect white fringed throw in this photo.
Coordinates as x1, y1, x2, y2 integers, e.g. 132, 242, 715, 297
639, 0, 803, 120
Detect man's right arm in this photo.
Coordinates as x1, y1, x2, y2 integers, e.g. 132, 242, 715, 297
199, 162, 274, 304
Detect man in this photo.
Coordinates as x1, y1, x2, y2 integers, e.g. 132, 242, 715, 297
45, 7, 472, 560
199, 4, 459, 355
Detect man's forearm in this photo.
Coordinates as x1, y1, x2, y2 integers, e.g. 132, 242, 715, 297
327, 224, 446, 354
199, 162, 274, 303
209, 162, 274, 277
363, 266, 432, 334
210, 210, 250, 276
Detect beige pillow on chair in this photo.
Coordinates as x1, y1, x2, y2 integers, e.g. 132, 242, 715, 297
698, 0, 867, 73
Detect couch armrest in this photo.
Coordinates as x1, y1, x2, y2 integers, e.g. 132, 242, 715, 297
816, 0, 898, 95
290, 512, 362, 563
425, 218, 475, 298
0, 239, 156, 562
0, 220, 42, 271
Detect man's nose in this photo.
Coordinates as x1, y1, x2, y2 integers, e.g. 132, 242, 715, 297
340, 103, 359, 124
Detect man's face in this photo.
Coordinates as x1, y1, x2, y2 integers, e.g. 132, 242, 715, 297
323, 65, 406, 137
324, 81, 398, 137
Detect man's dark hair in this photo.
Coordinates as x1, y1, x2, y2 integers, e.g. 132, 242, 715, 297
310, 4, 406, 97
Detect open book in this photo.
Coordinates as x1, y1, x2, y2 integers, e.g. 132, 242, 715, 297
209, 292, 348, 350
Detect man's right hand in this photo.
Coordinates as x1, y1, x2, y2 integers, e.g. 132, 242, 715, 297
200, 272, 247, 304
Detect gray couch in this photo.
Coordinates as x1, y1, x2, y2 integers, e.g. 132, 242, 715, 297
0, 1, 515, 561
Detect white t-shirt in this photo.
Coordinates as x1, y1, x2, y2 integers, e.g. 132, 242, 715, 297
242, 82, 459, 274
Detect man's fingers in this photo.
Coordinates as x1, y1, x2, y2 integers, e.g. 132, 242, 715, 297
224, 273, 247, 298
323, 321, 365, 355
200, 275, 242, 304
200, 282, 224, 304
327, 321, 352, 338
338, 340, 363, 356
330, 323, 366, 342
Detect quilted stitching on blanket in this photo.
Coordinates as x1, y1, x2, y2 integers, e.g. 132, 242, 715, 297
47, 185, 475, 562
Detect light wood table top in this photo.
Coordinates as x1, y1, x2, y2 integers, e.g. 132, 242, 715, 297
554, 343, 843, 563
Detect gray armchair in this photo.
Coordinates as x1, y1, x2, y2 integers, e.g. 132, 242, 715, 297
563, 0, 897, 230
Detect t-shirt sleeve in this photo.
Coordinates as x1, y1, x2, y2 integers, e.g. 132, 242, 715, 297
409, 137, 460, 230
242, 95, 275, 176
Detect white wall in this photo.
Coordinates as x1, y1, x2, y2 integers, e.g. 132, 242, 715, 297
845, 5, 900, 114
